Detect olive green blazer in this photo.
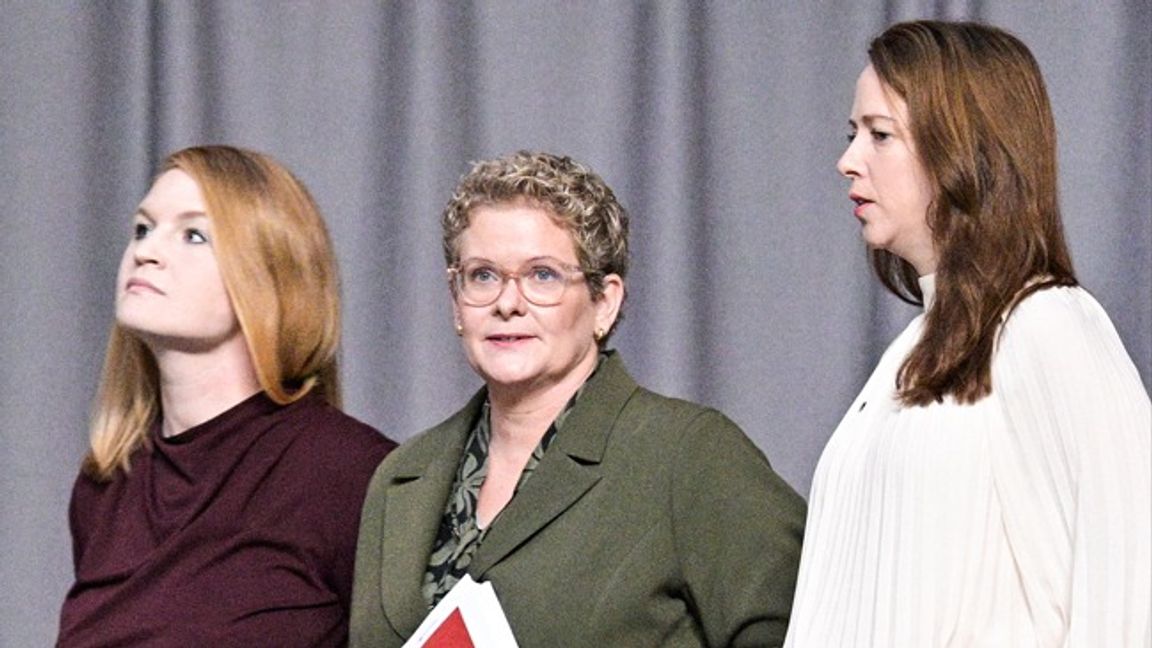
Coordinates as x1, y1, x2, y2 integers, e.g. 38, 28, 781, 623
351, 352, 805, 647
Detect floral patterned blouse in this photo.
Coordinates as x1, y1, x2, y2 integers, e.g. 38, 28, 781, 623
421, 363, 599, 607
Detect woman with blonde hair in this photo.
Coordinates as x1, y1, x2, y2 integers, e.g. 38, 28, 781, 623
785, 21, 1150, 646
58, 145, 395, 647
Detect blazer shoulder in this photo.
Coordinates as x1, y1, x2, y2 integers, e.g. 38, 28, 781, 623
625, 385, 737, 432
374, 390, 484, 481
383, 425, 460, 474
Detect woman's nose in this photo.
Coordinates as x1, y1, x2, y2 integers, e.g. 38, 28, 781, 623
492, 275, 528, 317
132, 234, 163, 266
837, 136, 862, 178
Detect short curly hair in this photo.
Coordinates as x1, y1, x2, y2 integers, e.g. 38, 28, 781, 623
441, 151, 630, 339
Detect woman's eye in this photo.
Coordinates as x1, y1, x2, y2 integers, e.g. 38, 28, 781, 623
184, 228, 209, 244
133, 222, 151, 240
529, 266, 563, 283
468, 267, 500, 284
846, 131, 858, 144
871, 129, 892, 142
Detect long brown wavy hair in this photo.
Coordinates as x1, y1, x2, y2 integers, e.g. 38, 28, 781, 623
86, 146, 343, 479
868, 21, 1077, 405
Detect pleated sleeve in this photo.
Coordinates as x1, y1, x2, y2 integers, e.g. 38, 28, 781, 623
991, 287, 1150, 646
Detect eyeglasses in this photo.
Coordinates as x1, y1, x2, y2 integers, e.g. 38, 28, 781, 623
448, 257, 586, 306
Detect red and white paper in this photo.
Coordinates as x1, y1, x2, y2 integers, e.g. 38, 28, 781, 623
403, 575, 519, 648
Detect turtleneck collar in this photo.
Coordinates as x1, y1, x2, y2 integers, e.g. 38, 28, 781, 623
918, 273, 937, 312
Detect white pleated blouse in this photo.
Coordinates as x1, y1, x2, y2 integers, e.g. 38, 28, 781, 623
785, 276, 1151, 647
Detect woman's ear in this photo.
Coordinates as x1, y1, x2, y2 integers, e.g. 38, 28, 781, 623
594, 274, 625, 335
447, 270, 464, 335
450, 297, 464, 336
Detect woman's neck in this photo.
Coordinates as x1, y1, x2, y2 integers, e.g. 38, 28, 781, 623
486, 351, 598, 454
152, 334, 262, 438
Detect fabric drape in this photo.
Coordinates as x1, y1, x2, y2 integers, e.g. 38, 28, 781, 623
1, 2, 1148, 644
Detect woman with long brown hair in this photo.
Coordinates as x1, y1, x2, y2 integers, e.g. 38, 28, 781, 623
58, 145, 395, 647
785, 21, 1150, 646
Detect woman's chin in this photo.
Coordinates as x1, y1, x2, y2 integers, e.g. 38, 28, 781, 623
477, 362, 543, 391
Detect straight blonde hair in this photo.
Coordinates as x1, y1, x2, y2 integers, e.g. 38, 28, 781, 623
85, 146, 342, 479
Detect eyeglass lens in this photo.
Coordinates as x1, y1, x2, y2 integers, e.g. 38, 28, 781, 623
456, 258, 575, 306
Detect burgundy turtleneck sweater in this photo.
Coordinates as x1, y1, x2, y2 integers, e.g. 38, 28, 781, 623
58, 392, 395, 647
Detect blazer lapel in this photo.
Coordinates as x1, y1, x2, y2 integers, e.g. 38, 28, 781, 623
472, 352, 639, 576
470, 450, 601, 577
378, 392, 485, 637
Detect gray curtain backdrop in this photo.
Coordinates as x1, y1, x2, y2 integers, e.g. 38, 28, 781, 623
2, 1, 1148, 643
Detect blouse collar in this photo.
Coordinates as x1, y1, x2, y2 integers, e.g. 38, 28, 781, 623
918, 273, 937, 312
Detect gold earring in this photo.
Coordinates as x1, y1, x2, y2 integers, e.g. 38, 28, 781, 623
594, 328, 606, 341
455, 323, 464, 336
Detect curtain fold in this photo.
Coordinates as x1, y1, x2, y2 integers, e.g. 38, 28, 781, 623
1, 2, 1147, 643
